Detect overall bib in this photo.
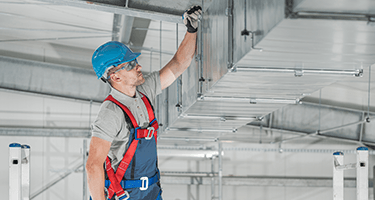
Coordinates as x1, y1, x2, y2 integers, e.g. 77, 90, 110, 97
102, 92, 161, 200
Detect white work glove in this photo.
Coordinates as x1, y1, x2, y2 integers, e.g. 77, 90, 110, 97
182, 5, 202, 33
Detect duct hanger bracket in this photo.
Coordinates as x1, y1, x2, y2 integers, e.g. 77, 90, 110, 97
294, 70, 304, 77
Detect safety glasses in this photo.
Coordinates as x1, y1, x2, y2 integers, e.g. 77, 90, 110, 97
115, 59, 138, 73
105, 59, 138, 80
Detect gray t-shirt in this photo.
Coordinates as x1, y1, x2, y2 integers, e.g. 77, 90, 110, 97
91, 71, 162, 169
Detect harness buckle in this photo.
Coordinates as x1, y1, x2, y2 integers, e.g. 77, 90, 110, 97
117, 190, 129, 200
140, 176, 149, 190
145, 127, 154, 140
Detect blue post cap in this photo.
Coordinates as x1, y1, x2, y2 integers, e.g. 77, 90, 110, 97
22, 145, 30, 149
92, 41, 141, 79
357, 146, 368, 151
333, 152, 344, 155
9, 143, 21, 147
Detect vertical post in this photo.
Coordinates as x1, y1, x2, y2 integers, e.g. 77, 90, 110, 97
211, 157, 216, 200
21, 145, 30, 200
333, 152, 344, 200
373, 165, 375, 200
83, 139, 88, 200
9, 143, 22, 200
218, 141, 223, 200
357, 147, 369, 200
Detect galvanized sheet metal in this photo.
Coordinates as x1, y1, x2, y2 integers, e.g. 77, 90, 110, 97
232, 0, 285, 63
294, 0, 375, 15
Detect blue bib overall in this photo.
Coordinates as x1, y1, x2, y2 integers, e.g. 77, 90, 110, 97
102, 93, 162, 200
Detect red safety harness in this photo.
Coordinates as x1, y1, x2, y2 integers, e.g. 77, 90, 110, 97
104, 93, 159, 200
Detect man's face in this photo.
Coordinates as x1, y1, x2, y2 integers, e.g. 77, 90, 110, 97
109, 60, 145, 87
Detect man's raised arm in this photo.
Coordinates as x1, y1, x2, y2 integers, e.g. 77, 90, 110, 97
159, 6, 202, 90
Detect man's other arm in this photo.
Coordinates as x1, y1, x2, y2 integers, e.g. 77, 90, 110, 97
159, 32, 197, 90
86, 136, 111, 200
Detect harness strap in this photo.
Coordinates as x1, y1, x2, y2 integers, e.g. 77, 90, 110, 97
104, 93, 159, 199
105, 172, 159, 189
105, 157, 129, 199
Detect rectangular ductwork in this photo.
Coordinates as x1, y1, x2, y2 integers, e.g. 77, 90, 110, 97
158, 0, 286, 137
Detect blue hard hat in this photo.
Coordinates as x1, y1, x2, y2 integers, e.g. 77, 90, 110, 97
92, 41, 141, 79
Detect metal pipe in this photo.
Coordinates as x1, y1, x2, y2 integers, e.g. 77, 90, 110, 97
367, 65, 372, 119
235, 66, 363, 77
227, 0, 234, 69
82, 139, 88, 200
180, 114, 256, 121
112, 14, 122, 41
250, 98, 300, 104
176, 23, 183, 113
158, 137, 218, 142
166, 127, 237, 133
211, 157, 216, 200
157, 21, 163, 134
359, 112, 365, 142
197, 16, 203, 95
223, 147, 375, 155
218, 141, 223, 200
161, 171, 217, 177
201, 96, 299, 104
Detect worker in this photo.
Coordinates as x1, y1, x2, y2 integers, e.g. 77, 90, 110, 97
86, 5, 202, 200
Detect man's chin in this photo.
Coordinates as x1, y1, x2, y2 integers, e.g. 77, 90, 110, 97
136, 77, 145, 86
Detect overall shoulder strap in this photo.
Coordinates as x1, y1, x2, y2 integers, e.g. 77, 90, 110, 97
138, 92, 155, 121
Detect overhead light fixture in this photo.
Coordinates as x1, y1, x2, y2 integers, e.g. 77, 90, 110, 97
235, 66, 363, 77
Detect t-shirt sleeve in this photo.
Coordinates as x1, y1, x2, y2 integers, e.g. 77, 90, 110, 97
91, 102, 122, 143
138, 71, 162, 104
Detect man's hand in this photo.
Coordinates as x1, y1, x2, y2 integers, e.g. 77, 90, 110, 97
183, 5, 202, 33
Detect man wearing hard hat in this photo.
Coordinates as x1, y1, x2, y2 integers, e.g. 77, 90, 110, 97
86, 6, 202, 200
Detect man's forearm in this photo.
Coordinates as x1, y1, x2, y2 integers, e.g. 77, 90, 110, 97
87, 164, 106, 200
172, 32, 197, 77
159, 31, 197, 89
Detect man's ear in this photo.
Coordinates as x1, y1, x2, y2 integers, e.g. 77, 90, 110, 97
109, 73, 121, 83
